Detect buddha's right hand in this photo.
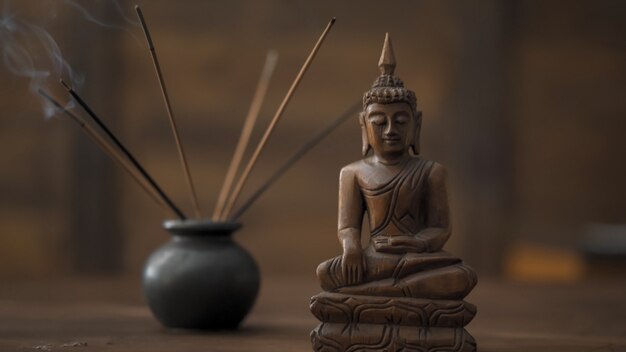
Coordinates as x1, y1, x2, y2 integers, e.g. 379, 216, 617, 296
342, 247, 366, 286
373, 235, 426, 253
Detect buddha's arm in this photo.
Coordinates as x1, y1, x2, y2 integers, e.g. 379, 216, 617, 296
374, 162, 451, 254
337, 166, 366, 285
415, 162, 451, 251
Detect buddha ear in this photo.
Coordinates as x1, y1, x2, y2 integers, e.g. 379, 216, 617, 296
409, 110, 422, 155
359, 112, 371, 156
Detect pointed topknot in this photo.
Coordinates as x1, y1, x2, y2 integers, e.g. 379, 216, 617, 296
378, 33, 396, 75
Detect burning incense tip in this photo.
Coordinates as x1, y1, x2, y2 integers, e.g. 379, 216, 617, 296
37, 89, 173, 217
331, 17, 336, 24
58, 80, 188, 219
135, 5, 155, 50
59, 79, 71, 90
37, 89, 76, 123
38, 89, 57, 105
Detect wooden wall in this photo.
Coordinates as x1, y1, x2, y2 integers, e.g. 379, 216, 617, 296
0, 0, 624, 280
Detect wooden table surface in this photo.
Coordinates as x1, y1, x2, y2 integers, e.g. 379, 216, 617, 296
0, 277, 624, 352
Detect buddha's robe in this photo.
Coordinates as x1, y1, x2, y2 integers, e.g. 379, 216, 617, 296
317, 157, 477, 300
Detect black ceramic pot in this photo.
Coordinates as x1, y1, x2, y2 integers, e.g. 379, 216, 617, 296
143, 220, 259, 330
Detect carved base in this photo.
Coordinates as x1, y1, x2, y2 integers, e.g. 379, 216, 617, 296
311, 292, 476, 327
310, 292, 477, 351
311, 323, 476, 352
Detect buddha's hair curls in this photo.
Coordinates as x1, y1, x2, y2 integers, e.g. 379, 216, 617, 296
363, 75, 417, 113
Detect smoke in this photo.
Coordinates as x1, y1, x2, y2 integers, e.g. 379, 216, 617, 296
64, 0, 140, 42
0, 7, 82, 118
0, 0, 140, 118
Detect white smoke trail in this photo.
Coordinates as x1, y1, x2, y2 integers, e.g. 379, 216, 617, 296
0, 9, 82, 118
1, 0, 141, 118
64, 0, 141, 44
112, 0, 140, 27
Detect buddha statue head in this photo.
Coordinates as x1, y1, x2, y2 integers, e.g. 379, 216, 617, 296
360, 33, 421, 157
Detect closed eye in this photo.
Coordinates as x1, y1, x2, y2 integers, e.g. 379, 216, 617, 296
368, 114, 386, 126
394, 113, 409, 124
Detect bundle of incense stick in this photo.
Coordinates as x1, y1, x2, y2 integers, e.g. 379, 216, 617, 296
230, 101, 361, 220
38, 88, 184, 219
212, 50, 279, 221
41, 6, 344, 223
216, 17, 336, 221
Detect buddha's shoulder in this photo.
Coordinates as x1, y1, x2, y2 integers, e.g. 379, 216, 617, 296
422, 159, 448, 183
405, 158, 448, 183
339, 159, 369, 178
340, 155, 388, 171
412, 157, 445, 170
339, 157, 445, 173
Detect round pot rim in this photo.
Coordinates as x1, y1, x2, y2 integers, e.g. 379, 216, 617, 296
163, 219, 242, 236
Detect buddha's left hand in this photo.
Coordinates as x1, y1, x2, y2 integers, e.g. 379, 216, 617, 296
374, 235, 426, 253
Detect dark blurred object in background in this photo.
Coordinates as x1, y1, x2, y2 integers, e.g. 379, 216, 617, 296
582, 223, 626, 278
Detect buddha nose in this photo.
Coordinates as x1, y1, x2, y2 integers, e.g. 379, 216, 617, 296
383, 121, 399, 137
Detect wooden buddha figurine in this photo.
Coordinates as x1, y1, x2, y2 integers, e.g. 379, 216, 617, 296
310, 34, 478, 352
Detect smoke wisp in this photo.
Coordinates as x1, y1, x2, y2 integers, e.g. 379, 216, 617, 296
1, 8, 83, 117
1, 0, 140, 118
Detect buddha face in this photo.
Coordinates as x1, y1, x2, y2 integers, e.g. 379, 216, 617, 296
363, 102, 414, 157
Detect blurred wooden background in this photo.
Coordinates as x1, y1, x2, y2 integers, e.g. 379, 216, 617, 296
0, 0, 625, 282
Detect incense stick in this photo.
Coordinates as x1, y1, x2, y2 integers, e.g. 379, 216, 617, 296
135, 5, 201, 218
59, 80, 187, 220
212, 50, 279, 221
38, 89, 172, 216
230, 102, 360, 220
220, 17, 336, 220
